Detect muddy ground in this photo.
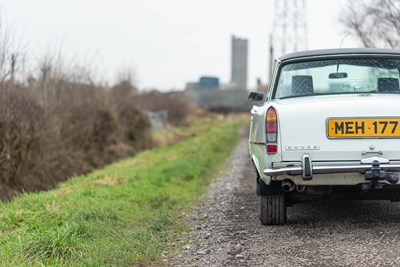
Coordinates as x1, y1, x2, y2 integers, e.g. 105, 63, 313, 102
167, 129, 400, 266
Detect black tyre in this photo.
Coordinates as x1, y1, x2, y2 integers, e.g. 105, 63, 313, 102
259, 194, 286, 225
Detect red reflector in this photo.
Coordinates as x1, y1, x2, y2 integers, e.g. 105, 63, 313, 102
267, 145, 277, 154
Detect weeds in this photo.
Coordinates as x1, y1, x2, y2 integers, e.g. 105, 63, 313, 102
24, 223, 88, 263
0, 116, 245, 266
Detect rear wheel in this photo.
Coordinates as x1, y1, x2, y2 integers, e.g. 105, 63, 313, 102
259, 180, 286, 225
260, 194, 286, 225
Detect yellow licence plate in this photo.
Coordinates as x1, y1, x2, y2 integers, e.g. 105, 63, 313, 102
327, 118, 400, 138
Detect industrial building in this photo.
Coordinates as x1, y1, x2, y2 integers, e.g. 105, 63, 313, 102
199, 76, 220, 91
231, 35, 248, 90
184, 35, 251, 111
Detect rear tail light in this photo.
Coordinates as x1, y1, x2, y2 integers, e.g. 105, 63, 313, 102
266, 107, 278, 143
267, 144, 277, 153
266, 107, 278, 154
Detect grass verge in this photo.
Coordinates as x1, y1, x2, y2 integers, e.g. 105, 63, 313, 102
0, 115, 246, 266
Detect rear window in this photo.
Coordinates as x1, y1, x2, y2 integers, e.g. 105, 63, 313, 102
273, 58, 400, 99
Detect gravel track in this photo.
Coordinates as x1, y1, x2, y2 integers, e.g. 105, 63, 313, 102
168, 129, 400, 266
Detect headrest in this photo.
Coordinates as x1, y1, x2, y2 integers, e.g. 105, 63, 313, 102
292, 75, 314, 96
377, 78, 400, 93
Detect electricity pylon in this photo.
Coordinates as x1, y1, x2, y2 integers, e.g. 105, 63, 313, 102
268, 0, 308, 78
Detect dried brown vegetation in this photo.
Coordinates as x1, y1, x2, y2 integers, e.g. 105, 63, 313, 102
134, 91, 194, 126
0, 16, 199, 198
0, 65, 153, 199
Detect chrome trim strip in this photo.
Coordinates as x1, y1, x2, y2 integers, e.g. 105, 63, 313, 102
264, 163, 400, 176
362, 151, 383, 155
249, 141, 266, 145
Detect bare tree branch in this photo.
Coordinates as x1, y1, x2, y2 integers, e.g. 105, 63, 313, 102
340, 0, 400, 48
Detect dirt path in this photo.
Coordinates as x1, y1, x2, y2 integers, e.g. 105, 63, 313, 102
168, 129, 400, 266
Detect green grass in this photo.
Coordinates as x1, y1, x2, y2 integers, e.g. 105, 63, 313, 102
0, 116, 245, 266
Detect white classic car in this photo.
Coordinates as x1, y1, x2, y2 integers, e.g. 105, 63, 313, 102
249, 48, 400, 225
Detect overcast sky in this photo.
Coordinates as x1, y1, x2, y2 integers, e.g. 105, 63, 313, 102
2, 0, 359, 90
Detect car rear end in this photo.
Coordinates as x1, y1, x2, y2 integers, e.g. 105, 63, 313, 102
249, 49, 400, 225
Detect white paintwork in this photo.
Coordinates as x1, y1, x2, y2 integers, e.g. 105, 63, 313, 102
275, 94, 400, 161
249, 56, 400, 186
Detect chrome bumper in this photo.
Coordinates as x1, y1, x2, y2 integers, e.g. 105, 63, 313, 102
264, 155, 400, 180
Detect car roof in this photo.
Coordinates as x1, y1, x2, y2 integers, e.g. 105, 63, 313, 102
278, 48, 400, 61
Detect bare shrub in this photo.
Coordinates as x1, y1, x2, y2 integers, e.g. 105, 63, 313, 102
111, 78, 153, 154
0, 58, 152, 199
111, 80, 137, 106
0, 19, 153, 198
134, 91, 194, 126
57, 87, 120, 170
0, 85, 51, 197
117, 102, 153, 149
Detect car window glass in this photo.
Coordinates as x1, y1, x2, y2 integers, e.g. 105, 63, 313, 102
274, 58, 400, 99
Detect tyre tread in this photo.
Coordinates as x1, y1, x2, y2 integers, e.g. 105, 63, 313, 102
260, 194, 286, 225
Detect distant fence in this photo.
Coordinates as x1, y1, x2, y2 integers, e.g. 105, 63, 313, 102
148, 110, 168, 131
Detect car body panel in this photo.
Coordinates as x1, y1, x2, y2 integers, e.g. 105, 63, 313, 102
249, 48, 400, 187
275, 94, 400, 161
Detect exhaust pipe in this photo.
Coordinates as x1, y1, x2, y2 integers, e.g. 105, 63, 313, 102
296, 185, 306, 192
282, 180, 295, 192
